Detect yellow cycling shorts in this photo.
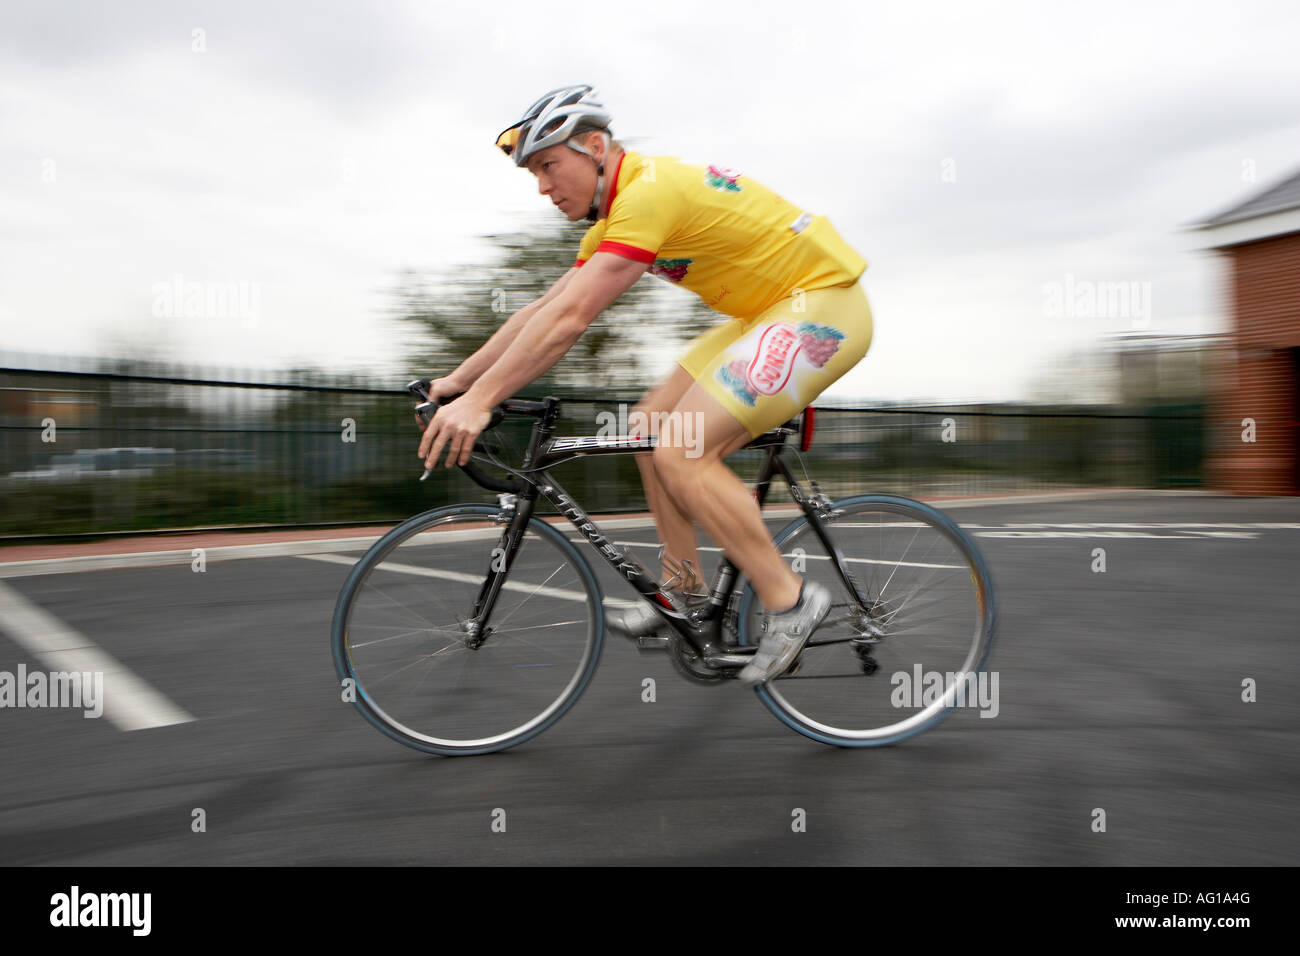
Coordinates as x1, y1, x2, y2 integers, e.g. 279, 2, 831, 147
678, 281, 873, 437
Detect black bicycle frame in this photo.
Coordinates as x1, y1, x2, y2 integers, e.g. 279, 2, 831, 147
456, 396, 872, 661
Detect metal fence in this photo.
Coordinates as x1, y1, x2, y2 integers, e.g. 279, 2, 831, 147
0, 359, 1204, 538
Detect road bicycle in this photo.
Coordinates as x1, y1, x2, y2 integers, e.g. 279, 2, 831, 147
329, 379, 996, 755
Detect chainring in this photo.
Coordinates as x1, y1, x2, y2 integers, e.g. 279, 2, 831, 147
665, 590, 745, 685
666, 632, 732, 684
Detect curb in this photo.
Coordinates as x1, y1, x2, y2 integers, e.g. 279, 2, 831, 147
0, 489, 1201, 578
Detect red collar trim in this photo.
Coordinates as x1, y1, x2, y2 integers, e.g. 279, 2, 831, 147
601, 151, 628, 220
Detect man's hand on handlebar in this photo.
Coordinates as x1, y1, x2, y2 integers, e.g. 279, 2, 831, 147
418, 393, 494, 470
425, 376, 464, 402
410, 375, 466, 427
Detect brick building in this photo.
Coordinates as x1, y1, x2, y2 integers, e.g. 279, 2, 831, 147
1197, 167, 1300, 494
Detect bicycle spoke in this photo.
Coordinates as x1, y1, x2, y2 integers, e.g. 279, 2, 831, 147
356, 574, 465, 633
348, 626, 456, 650
877, 526, 921, 600
882, 573, 967, 623
776, 671, 872, 681
488, 558, 575, 631
492, 619, 586, 634
484, 623, 584, 663
362, 639, 467, 688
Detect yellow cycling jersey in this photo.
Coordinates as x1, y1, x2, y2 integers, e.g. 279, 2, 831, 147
575, 151, 866, 318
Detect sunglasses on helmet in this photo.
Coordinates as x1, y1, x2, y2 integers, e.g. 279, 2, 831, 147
495, 124, 522, 157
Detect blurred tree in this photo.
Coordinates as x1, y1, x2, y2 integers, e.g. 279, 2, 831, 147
391, 213, 715, 395
1026, 345, 1120, 405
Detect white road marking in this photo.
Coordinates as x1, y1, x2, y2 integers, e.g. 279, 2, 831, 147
975, 530, 1257, 539
560, 539, 966, 570
298, 553, 641, 609
0, 515, 683, 579
976, 522, 1300, 529
0, 580, 195, 731
597, 522, 1295, 545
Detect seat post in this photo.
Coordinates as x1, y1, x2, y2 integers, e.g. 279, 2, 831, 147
752, 443, 783, 508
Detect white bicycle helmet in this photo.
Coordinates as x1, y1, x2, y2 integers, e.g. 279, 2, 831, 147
496, 84, 614, 220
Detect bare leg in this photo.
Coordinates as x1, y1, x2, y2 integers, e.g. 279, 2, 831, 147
633, 367, 705, 592
651, 384, 802, 612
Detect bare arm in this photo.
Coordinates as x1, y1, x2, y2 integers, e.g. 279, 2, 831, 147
434, 267, 579, 395
465, 252, 649, 408
420, 252, 650, 467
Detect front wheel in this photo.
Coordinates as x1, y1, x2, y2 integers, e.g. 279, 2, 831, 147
737, 494, 996, 746
330, 504, 605, 755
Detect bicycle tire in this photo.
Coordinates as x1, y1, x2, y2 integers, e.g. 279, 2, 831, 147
330, 503, 605, 755
737, 494, 996, 747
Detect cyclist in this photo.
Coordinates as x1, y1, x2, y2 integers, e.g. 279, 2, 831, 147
418, 85, 872, 685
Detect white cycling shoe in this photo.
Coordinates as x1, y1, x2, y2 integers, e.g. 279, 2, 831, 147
738, 581, 831, 686
607, 590, 708, 638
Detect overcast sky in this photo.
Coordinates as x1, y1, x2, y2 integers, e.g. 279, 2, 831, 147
2, 0, 1298, 402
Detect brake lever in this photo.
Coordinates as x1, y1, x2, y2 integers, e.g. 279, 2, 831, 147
408, 379, 439, 480
408, 379, 503, 481
417, 399, 441, 481
406, 377, 433, 402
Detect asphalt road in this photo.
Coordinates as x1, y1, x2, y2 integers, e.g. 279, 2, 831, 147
0, 492, 1295, 865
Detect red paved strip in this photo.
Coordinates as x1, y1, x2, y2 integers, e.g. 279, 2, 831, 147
0, 526, 394, 563
0, 512, 656, 562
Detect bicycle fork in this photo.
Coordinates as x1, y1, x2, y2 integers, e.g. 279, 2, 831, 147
463, 493, 535, 648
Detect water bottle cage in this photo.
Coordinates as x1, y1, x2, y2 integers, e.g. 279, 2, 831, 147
806, 480, 835, 521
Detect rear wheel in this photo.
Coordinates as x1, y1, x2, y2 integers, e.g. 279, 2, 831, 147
737, 495, 996, 746
330, 504, 604, 755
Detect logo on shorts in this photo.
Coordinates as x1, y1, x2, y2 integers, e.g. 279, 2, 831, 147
717, 360, 758, 407
704, 165, 743, 192
714, 321, 848, 408
651, 257, 692, 283
795, 322, 845, 368
747, 323, 803, 396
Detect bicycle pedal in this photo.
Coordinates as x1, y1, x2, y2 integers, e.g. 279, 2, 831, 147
636, 635, 671, 653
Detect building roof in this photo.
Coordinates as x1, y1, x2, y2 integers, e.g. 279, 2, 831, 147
1198, 166, 1300, 229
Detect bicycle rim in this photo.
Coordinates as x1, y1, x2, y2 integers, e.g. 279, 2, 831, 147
738, 494, 996, 746
331, 505, 604, 755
